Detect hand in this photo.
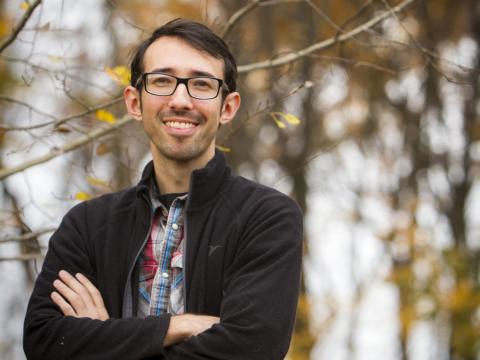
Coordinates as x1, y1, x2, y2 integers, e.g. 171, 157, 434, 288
164, 314, 220, 346
51, 270, 109, 321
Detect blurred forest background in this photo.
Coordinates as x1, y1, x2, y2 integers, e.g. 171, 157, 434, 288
1, 0, 479, 359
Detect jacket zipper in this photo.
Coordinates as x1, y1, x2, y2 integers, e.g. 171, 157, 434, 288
182, 173, 195, 313
122, 194, 154, 318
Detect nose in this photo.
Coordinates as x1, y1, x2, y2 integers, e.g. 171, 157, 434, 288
167, 83, 193, 110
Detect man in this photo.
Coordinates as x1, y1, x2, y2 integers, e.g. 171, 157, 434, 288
24, 18, 303, 359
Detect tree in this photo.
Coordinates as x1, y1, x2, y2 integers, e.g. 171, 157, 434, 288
1, 0, 478, 359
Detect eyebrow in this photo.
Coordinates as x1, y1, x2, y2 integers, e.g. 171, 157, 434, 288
149, 67, 218, 79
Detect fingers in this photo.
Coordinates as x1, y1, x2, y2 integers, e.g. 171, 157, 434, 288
75, 273, 104, 307
60, 270, 94, 306
53, 270, 93, 312
75, 273, 109, 320
51, 291, 76, 317
51, 270, 109, 321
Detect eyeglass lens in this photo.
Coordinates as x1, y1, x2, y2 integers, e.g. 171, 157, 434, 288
145, 73, 220, 99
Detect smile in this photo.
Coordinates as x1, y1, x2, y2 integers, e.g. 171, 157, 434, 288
164, 121, 197, 129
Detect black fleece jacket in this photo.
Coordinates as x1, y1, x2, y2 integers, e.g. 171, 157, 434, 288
23, 152, 303, 360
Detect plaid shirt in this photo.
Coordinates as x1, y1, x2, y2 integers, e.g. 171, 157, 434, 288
137, 184, 187, 317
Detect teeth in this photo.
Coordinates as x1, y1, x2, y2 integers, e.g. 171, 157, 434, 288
165, 121, 196, 129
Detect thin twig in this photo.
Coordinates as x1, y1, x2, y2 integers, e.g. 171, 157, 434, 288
221, 0, 307, 39
365, 27, 480, 76
1, 96, 123, 131
338, 0, 375, 32
221, 0, 263, 39
2, 56, 119, 97
237, 0, 419, 73
304, 0, 374, 49
107, 0, 149, 33
0, 114, 134, 180
378, 0, 474, 85
258, 0, 304, 5
0, 0, 43, 54
304, 0, 346, 34
0, 227, 55, 243
0, 95, 58, 121
219, 79, 314, 144
379, 0, 421, 48
308, 54, 401, 75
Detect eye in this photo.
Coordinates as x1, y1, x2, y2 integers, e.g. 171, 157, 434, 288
191, 78, 215, 90
150, 75, 174, 86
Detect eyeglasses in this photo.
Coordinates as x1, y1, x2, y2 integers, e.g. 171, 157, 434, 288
140, 72, 227, 100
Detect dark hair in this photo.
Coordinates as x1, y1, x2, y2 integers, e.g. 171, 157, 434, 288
130, 18, 237, 97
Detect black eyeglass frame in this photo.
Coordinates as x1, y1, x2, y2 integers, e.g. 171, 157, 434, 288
138, 72, 229, 100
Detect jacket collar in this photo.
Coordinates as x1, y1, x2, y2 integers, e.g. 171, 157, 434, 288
136, 150, 231, 209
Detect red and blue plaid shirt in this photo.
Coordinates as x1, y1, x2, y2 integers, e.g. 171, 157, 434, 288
137, 186, 187, 317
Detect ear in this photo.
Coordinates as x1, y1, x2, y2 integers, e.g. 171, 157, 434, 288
124, 86, 142, 121
219, 92, 241, 125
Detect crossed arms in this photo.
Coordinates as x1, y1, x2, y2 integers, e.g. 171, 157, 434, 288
51, 270, 218, 347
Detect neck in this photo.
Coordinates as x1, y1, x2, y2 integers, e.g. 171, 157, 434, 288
150, 146, 215, 194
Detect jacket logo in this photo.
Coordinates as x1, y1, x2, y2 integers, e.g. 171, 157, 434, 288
208, 245, 221, 256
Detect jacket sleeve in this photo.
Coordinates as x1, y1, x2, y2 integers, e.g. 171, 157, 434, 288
23, 202, 171, 360
164, 193, 303, 360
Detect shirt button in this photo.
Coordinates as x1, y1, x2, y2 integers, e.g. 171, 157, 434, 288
172, 223, 179, 230
162, 272, 169, 279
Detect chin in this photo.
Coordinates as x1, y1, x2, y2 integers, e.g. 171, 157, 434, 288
160, 145, 211, 163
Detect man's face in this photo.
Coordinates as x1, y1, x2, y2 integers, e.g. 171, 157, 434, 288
126, 36, 240, 165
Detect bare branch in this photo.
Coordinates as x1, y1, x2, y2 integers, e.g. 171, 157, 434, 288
337, 0, 375, 32
221, 0, 307, 39
0, 228, 55, 244
0, 114, 134, 180
1, 96, 123, 131
237, 0, 419, 73
304, 0, 375, 49
2, 56, 119, 97
308, 54, 402, 75
365, 29, 480, 77
220, 0, 263, 39
0, 95, 58, 121
219, 79, 315, 144
107, 0, 149, 34
0, 0, 43, 55
0, 253, 43, 262
304, 0, 346, 34
378, 0, 476, 85
258, 0, 304, 5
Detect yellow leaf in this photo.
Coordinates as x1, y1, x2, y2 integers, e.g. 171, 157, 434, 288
96, 143, 110, 156
105, 66, 131, 86
216, 145, 231, 153
86, 176, 108, 188
283, 113, 301, 125
0, 20, 9, 37
20, 2, 30, 10
75, 192, 92, 201
95, 109, 116, 124
270, 112, 286, 129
